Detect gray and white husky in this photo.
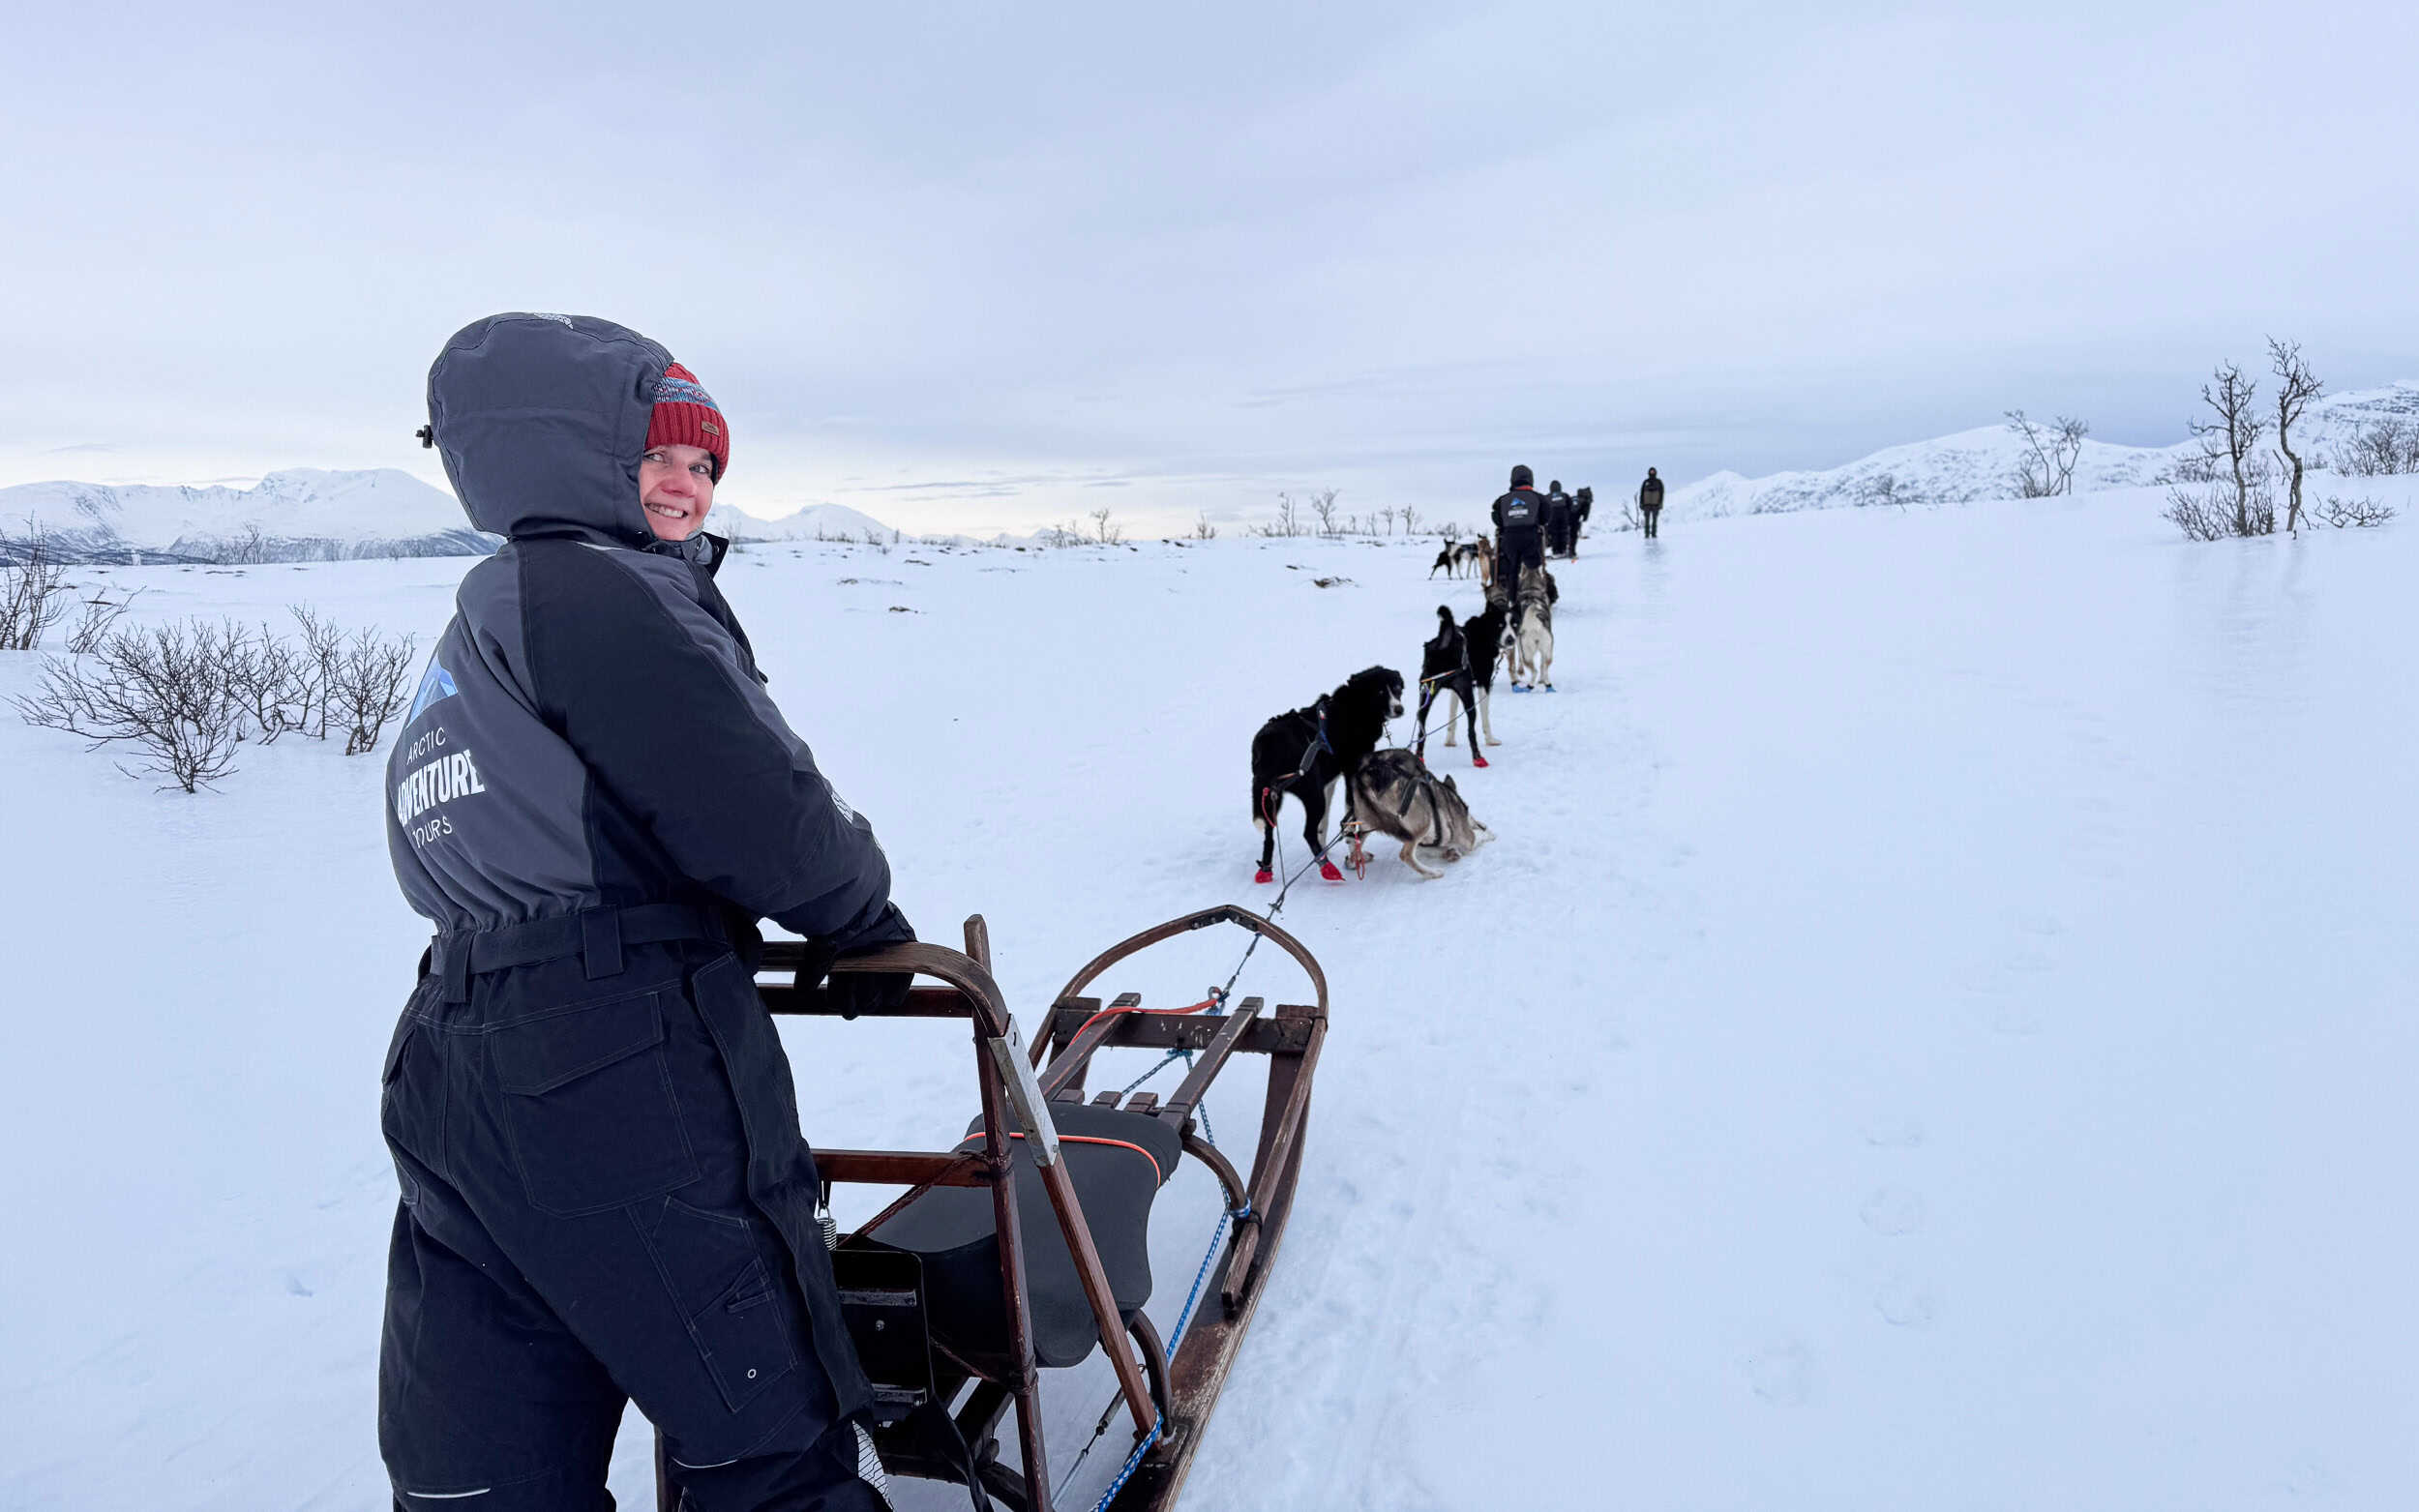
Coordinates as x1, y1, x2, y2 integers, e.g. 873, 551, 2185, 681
1348, 749, 1494, 880
1508, 564, 1556, 691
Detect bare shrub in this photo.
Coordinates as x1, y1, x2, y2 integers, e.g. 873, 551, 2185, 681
2314, 494, 2397, 528
65, 585, 147, 655
1089, 506, 1123, 546
225, 621, 310, 743
2160, 489, 2233, 543
2006, 410, 2089, 497
2267, 338, 2322, 534
331, 626, 419, 755
1269, 492, 1307, 538
15, 620, 250, 791
1192, 511, 1218, 541
1, 519, 75, 651
1400, 505, 1420, 537
2331, 417, 2419, 477
289, 606, 343, 740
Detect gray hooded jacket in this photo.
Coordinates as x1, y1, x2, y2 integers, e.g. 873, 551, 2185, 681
387, 312, 908, 956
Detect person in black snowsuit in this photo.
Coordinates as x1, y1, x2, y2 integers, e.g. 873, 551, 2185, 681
378, 313, 909, 1511
1491, 464, 1546, 586
1571, 486, 1594, 558
1638, 466, 1665, 539
1543, 480, 1576, 559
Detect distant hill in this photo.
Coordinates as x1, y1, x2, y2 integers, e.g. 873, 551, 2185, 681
714, 501, 901, 544
0, 469, 902, 563
1665, 381, 2419, 520
0, 468, 492, 563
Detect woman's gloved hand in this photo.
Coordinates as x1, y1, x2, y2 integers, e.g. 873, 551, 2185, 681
795, 938, 914, 1021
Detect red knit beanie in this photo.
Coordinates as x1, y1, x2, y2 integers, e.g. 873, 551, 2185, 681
648, 363, 730, 481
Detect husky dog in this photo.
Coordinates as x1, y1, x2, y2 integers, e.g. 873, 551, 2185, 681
1450, 597, 1510, 749
1453, 541, 1488, 578
1429, 544, 1456, 578
1250, 666, 1405, 884
1508, 565, 1556, 691
1348, 749, 1494, 880
1418, 602, 1508, 761
1414, 606, 1486, 767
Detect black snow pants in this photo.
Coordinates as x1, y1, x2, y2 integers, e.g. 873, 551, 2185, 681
1496, 529, 1543, 587
378, 908, 888, 1512
1642, 505, 1661, 540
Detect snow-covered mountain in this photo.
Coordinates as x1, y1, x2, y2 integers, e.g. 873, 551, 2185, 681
0, 469, 492, 563
0, 469, 906, 563
1667, 380, 2419, 520
714, 501, 900, 544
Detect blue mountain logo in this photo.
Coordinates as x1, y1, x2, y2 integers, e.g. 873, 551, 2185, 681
407, 656, 460, 722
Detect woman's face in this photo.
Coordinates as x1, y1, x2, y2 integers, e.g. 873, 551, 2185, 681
639, 443, 716, 541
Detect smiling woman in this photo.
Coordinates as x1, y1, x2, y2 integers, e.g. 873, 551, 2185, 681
640, 443, 716, 541
638, 361, 729, 543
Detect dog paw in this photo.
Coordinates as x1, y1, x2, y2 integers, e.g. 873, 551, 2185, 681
1253, 868, 1273, 885
1473, 755, 1489, 768
1318, 860, 1345, 882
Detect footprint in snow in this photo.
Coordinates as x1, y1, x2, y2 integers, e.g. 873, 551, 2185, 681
1859, 1186, 1926, 1235
1873, 1275, 1934, 1329
1862, 1116, 1926, 1150
1741, 1338, 1815, 1406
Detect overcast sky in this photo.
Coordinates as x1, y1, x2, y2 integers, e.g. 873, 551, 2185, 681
7, 1, 2415, 533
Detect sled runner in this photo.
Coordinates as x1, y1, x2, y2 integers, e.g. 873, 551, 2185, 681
656, 905, 1327, 1512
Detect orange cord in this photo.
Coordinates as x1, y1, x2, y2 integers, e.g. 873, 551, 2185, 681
960, 1130, 1167, 1185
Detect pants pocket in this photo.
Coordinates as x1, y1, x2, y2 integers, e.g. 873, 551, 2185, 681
490, 991, 702, 1216
638, 1196, 801, 1415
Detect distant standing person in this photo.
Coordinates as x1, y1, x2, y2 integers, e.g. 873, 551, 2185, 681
1492, 464, 1546, 585
1638, 467, 1665, 540
1543, 479, 1575, 559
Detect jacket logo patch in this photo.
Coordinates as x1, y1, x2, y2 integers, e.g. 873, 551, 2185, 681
408, 656, 460, 722
395, 749, 488, 826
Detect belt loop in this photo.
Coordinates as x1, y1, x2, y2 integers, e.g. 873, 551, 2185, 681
439, 938, 470, 1003
582, 908, 625, 981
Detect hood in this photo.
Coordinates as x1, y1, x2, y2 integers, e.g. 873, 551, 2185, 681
425, 312, 672, 545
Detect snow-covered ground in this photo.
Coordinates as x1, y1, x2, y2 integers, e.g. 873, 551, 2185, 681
4, 479, 2415, 1510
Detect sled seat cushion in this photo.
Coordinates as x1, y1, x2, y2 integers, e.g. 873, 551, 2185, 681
860, 1101, 1182, 1373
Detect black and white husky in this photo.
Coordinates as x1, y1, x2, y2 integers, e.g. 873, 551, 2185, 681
1250, 666, 1405, 883
1415, 603, 1507, 763
1348, 749, 1494, 880
1508, 565, 1556, 691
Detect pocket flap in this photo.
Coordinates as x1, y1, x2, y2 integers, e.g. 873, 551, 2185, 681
492, 993, 667, 1095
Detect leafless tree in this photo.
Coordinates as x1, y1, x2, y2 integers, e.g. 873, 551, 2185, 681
2006, 410, 2089, 498
1378, 506, 1397, 535
1270, 492, 1306, 538
1, 519, 75, 651
217, 522, 273, 566
1308, 489, 1342, 538
2267, 338, 2322, 534
1399, 504, 1419, 537
15, 620, 250, 791
2165, 361, 2272, 539
1089, 506, 1123, 546
1192, 511, 1218, 540
331, 626, 420, 756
